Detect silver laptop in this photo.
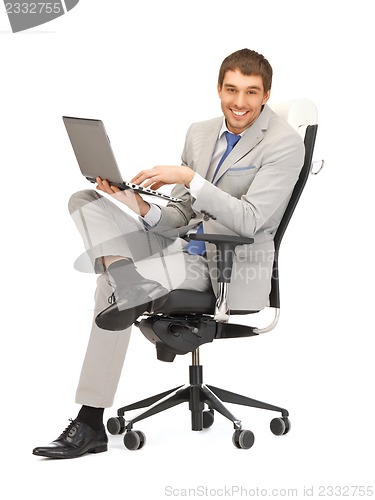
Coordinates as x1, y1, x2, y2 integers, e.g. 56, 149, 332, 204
63, 116, 183, 203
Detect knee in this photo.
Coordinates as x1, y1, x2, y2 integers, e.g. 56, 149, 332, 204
68, 189, 102, 214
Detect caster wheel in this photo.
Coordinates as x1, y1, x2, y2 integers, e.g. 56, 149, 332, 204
203, 410, 214, 429
232, 429, 255, 449
107, 417, 125, 435
124, 430, 146, 450
270, 416, 291, 436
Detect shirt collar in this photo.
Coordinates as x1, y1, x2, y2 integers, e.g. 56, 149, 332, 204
219, 105, 269, 139
218, 118, 245, 139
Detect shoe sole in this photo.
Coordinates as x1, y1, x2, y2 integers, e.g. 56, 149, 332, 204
33, 444, 108, 459
88, 444, 108, 454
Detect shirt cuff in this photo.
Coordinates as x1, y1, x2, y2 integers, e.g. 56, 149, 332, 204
189, 173, 206, 199
141, 203, 162, 228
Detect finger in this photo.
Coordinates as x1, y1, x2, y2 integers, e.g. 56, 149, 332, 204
98, 177, 112, 192
149, 182, 165, 190
102, 179, 115, 194
130, 171, 146, 184
131, 168, 157, 184
141, 177, 161, 188
96, 176, 105, 191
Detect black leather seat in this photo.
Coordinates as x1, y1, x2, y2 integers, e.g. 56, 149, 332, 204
153, 289, 216, 316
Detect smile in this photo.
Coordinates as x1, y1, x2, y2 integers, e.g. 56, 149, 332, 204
231, 109, 248, 117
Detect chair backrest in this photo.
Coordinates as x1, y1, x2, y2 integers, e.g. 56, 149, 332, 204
268, 99, 318, 308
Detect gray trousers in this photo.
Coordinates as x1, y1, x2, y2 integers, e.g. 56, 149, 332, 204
68, 189, 211, 408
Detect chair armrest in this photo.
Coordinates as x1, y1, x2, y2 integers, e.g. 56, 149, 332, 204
188, 233, 254, 283
188, 233, 254, 323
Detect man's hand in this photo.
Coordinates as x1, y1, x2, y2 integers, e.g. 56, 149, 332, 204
131, 165, 195, 190
95, 177, 151, 217
95, 166, 194, 216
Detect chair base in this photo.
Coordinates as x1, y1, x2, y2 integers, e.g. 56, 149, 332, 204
107, 361, 290, 449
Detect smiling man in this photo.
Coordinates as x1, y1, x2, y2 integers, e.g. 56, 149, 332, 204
218, 49, 272, 134
219, 70, 270, 133
33, 48, 305, 459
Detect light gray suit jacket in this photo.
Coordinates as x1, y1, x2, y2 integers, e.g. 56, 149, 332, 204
151, 105, 305, 310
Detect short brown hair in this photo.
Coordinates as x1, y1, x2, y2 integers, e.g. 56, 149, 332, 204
218, 48, 273, 93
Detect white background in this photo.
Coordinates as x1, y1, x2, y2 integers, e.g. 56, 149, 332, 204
1, 0, 374, 498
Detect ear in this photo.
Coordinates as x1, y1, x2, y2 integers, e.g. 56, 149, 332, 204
217, 83, 223, 98
262, 90, 271, 105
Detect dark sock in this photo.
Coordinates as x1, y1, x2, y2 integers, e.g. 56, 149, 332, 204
77, 405, 104, 431
107, 259, 144, 286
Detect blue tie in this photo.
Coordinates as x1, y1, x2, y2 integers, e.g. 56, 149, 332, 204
185, 131, 241, 256
211, 131, 241, 183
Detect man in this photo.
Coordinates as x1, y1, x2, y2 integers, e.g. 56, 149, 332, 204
33, 48, 304, 458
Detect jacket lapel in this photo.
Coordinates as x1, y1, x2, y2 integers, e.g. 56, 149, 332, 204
195, 119, 222, 179
213, 105, 272, 184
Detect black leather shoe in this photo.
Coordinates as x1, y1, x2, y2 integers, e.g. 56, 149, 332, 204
95, 279, 169, 331
32, 419, 108, 459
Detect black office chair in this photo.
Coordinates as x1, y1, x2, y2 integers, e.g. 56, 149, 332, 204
106, 99, 320, 450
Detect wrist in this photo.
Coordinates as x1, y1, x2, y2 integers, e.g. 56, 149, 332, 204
139, 201, 151, 217
184, 169, 195, 188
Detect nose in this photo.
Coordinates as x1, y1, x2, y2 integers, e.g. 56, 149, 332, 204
233, 91, 246, 109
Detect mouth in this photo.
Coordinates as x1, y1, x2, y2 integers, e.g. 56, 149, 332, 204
231, 109, 249, 118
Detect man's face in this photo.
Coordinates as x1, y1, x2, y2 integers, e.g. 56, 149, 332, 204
218, 69, 270, 134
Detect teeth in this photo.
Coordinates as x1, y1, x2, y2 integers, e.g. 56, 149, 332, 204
232, 110, 247, 116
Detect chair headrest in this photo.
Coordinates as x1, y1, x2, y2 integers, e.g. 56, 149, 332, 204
270, 98, 318, 138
